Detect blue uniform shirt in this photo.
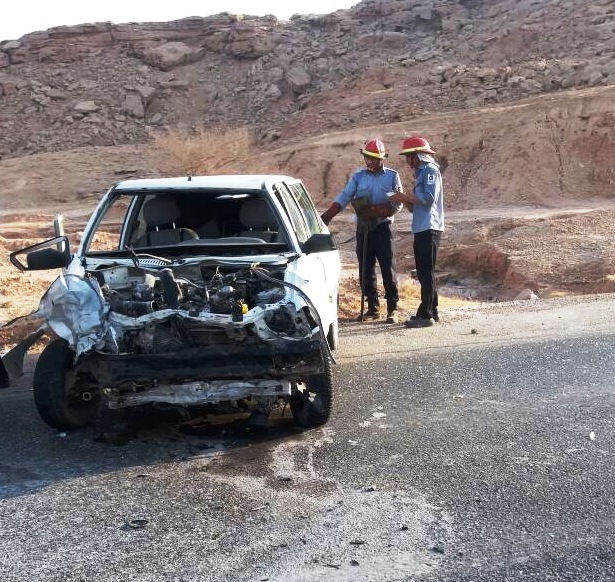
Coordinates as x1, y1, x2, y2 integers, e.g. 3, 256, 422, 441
335, 166, 403, 224
411, 161, 444, 233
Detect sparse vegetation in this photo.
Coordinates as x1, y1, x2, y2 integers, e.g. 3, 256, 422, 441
337, 276, 466, 320
151, 127, 254, 176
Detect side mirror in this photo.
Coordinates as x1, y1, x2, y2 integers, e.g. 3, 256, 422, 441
9, 236, 72, 271
300, 233, 338, 254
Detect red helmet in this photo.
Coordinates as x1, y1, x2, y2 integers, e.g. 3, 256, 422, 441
360, 138, 388, 159
399, 136, 436, 155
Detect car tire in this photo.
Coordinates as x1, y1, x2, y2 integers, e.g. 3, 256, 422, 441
33, 339, 100, 430
290, 351, 333, 428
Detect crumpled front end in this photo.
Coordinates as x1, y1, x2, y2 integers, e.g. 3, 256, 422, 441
0, 273, 108, 383
40, 274, 109, 355
46, 261, 325, 408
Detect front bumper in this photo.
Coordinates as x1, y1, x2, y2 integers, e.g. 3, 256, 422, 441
80, 338, 325, 386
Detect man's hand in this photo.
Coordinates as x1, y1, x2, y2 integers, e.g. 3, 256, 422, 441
387, 191, 409, 204
321, 202, 342, 225
359, 203, 395, 218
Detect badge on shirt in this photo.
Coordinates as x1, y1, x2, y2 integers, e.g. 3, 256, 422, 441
427, 174, 435, 184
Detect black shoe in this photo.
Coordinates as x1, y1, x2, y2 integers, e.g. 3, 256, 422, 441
410, 314, 440, 323
404, 316, 434, 328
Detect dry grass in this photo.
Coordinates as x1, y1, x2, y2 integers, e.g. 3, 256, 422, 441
338, 276, 471, 320
151, 127, 253, 176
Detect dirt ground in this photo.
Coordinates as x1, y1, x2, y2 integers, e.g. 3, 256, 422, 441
2, 178, 615, 332
3, 87, 615, 333
2, 198, 613, 335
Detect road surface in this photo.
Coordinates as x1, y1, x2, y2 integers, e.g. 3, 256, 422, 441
1, 294, 615, 581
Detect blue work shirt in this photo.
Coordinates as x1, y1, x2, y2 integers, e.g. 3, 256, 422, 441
411, 161, 444, 233
335, 166, 403, 225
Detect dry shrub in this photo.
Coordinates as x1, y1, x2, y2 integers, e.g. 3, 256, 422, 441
398, 278, 422, 303
338, 276, 422, 320
338, 275, 468, 320
152, 127, 253, 176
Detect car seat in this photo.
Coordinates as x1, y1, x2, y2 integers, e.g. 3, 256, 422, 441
197, 218, 222, 239
135, 196, 199, 247
239, 198, 278, 242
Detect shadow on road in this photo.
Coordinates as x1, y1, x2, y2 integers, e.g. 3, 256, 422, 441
0, 354, 306, 501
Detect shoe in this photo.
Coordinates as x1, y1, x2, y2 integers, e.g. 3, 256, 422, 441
386, 300, 398, 324
357, 309, 380, 321
386, 310, 398, 324
410, 314, 440, 323
404, 316, 434, 328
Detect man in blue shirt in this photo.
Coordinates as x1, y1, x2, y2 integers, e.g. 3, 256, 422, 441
321, 138, 403, 323
389, 136, 444, 328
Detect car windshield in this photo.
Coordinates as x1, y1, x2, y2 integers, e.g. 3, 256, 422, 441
84, 190, 290, 258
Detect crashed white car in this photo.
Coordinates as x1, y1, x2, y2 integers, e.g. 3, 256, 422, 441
2, 175, 341, 430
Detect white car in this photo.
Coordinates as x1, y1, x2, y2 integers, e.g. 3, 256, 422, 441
3, 175, 341, 430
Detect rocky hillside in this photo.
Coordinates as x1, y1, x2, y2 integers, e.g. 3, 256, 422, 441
1, 0, 614, 158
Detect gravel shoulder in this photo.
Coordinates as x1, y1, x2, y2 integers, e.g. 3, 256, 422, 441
334, 293, 615, 361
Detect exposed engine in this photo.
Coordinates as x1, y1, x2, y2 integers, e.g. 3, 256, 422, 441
88, 263, 312, 355
95, 263, 286, 318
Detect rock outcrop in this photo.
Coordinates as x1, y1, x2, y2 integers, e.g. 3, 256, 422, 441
0, 0, 614, 158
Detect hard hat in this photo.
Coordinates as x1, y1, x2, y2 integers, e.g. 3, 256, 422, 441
360, 138, 388, 159
399, 136, 436, 155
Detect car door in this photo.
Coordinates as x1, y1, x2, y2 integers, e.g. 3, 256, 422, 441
272, 181, 341, 331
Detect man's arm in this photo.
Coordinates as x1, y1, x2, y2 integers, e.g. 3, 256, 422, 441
321, 202, 342, 225
321, 172, 363, 225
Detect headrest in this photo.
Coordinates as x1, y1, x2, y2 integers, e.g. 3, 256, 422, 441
239, 198, 276, 229
143, 196, 180, 226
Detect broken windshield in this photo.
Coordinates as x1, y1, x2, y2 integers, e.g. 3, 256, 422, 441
83, 191, 290, 258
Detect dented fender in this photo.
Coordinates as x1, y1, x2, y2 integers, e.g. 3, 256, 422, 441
0, 272, 106, 384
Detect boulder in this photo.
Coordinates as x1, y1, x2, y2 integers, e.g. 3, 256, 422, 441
74, 101, 99, 114
121, 93, 145, 118
142, 42, 199, 71
227, 29, 277, 58
286, 66, 311, 94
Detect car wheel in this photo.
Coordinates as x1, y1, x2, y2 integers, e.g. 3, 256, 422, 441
290, 351, 333, 428
33, 339, 100, 430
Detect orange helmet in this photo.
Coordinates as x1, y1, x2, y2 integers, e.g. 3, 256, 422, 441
399, 136, 436, 155
360, 138, 388, 159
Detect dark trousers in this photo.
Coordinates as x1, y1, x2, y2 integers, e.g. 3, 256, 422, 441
414, 229, 441, 319
356, 222, 399, 309
0, 357, 9, 389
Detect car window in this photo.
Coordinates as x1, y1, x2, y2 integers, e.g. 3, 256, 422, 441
274, 183, 311, 243
273, 182, 313, 244
287, 182, 323, 236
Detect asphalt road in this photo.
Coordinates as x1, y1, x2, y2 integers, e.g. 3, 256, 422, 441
1, 300, 615, 581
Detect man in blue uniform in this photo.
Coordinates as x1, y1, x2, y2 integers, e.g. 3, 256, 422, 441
389, 136, 444, 328
321, 138, 403, 323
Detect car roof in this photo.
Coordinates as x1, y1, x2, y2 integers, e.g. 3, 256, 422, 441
112, 175, 297, 192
